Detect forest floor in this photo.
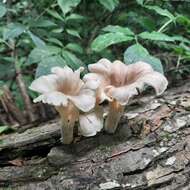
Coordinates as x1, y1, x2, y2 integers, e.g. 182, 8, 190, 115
0, 80, 190, 190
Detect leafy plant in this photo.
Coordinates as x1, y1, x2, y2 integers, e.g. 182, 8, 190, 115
0, 0, 189, 125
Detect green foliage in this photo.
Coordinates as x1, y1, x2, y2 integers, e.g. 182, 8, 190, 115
98, 0, 119, 12
145, 5, 175, 21
57, 0, 81, 15
27, 31, 46, 48
102, 25, 134, 36
124, 44, 149, 64
138, 31, 175, 42
0, 4, 7, 18
3, 23, 26, 40
91, 33, 134, 52
65, 43, 84, 54
36, 56, 66, 78
0, 0, 190, 111
28, 46, 61, 65
124, 44, 163, 73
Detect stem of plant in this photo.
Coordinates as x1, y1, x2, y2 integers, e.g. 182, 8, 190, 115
157, 19, 173, 33
104, 100, 124, 134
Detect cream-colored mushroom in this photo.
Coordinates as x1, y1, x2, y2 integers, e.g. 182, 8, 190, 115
84, 59, 168, 133
30, 66, 103, 144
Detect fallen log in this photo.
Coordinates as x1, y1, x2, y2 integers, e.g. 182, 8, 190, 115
0, 80, 190, 190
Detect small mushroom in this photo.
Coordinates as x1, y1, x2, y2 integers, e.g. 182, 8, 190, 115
84, 59, 168, 133
30, 66, 102, 144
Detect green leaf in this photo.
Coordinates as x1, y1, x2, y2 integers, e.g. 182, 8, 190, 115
47, 9, 64, 21
28, 46, 61, 65
172, 35, 190, 45
141, 56, 163, 74
66, 43, 84, 54
91, 33, 134, 52
3, 23, 26, 40
51, 28, 63, 33
65, 13, 86, 22
124, 44, 149, 64
145, 5, 175, 21
136, 0, 144, 5
27, 31, 46, 48
66, 29, 81, 38
29, 19, 57, 28
124, 44, 163, 73
46, 38, 63, 47
57, 0, 81, 15
176, 15, 190, 27
62, 50, 85, 69
98, 0, 119, 12
138, 31, 175, 42
0, 4, 6, 18
102, 25, 134, 36
35, 56, 66, 78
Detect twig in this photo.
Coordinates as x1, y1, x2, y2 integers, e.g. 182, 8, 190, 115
0, 85, 26, 125
14, 50, 35, 122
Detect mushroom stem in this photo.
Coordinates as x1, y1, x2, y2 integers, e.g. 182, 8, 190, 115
60, 119, 75, 144
104, 100, 124, 133
56, 103, 79, 144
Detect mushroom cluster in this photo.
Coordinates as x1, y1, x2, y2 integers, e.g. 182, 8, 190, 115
30, 59, 168, 144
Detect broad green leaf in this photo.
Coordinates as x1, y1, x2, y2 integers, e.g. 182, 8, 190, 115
27, 31, 46, 48
62, 50, 85, 69
102, 25, 134, 36
124, 44, 163, 73
66, 43, 84, 54
35, 56, 66, 78
46, 38, 63, 47
66, 29, 81, 38
47, 9, 64, 21
57, 0, 81, 15
138, 31, 175, 42
0, 4, 6, 18
124, 44, 149, 64
145, 6, 175, 21
141, 56, 163, 74
91, 33, 134, 52
98, 0, 119, 12
28, 46, 61, 65
65, 13, 86, 22
3, 23, 26, 40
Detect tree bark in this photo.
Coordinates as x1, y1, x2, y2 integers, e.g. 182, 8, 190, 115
0, 80, 190, 190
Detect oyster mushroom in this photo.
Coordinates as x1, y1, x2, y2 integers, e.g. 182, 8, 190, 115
84, 59, 168, 133
30, 66, 102, 144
